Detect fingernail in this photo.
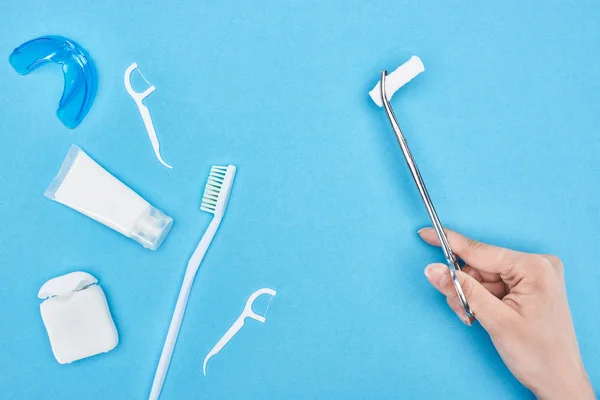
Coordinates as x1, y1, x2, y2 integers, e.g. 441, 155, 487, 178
460, 314, 472, 326
424, 264, 446, 286
417, 227, 431, 236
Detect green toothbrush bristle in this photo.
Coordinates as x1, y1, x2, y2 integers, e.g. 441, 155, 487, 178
201, 166, 228, 213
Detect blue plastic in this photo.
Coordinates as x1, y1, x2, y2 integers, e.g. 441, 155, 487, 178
9, 35, 97, 129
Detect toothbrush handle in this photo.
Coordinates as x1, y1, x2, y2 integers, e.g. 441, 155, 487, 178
188, 216, 221, 271
149, 217, 222, 400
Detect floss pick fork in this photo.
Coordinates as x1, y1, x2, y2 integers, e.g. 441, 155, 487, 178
149, 165, 237, 400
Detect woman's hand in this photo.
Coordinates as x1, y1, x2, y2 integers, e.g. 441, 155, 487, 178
419, 227, 595, 400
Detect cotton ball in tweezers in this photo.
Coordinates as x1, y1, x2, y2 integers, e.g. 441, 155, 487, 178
38, 271, 119, 364
369, 56, 425, 107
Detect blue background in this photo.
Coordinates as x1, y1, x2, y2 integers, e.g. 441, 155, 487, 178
0, 1, 598, 398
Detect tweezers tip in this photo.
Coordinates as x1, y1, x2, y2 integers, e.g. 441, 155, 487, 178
380, 71, 389, 105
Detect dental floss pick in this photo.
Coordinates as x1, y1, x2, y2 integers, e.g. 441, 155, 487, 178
149, 165, 236, 400
124, 63, 173, 169
203, 288, 277, 376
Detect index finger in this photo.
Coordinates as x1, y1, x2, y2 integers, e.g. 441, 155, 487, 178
418, 227, 523, 274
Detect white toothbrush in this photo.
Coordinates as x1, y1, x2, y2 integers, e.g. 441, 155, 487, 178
149, 165, 236, 400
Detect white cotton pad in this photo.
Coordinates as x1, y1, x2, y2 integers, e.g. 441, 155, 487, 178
369, 56, 425, 107
38, 272, 119, 364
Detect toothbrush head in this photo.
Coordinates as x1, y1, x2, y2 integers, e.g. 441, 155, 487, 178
201, 165, 237, 218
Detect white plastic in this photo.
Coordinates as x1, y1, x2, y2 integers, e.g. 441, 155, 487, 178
45, 145, 173, 250
130, 205, 173, 250
124, 63, 173, 169
38, 271, 118, 364
38, 271, 97, 299
369, 56, 425, 107
203, 288, 277, 375
149, 165, 236, 400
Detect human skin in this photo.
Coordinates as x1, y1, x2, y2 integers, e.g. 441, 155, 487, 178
418, 227, 595, 400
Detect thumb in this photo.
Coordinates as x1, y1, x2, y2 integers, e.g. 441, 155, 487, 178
426, 263, 514, 334
455, 270, 514, 334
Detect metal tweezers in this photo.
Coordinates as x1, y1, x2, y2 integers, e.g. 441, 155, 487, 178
380, 71, 473, 319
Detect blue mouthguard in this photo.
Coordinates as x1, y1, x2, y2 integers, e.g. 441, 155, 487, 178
9, 35, 98, 129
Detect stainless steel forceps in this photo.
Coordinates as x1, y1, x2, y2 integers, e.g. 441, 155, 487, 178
380, 70, 473, 319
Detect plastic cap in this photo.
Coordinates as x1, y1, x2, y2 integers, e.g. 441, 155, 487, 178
130, 206, 173, 250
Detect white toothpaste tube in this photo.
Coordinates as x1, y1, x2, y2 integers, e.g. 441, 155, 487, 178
45, 145, 173, 250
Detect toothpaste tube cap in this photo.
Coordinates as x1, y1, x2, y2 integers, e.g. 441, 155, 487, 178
130, 205, 173, 250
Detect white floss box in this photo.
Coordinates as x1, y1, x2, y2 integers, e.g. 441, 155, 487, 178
38, 271, 119, 364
